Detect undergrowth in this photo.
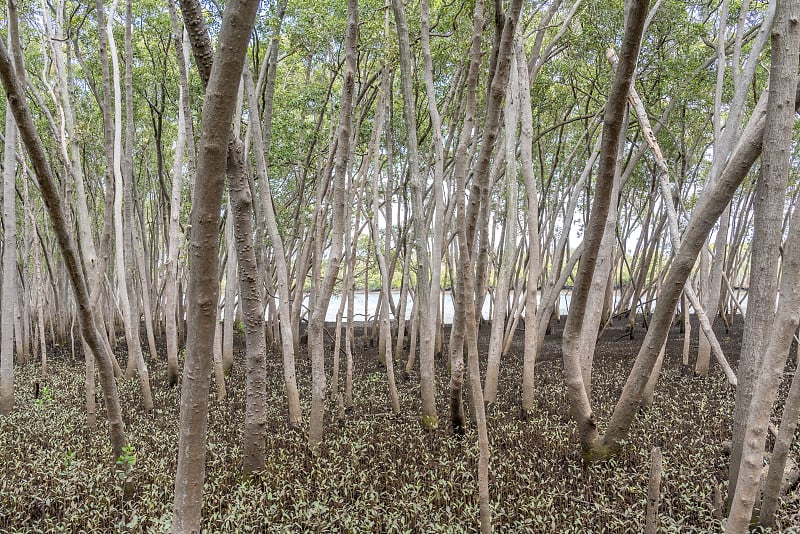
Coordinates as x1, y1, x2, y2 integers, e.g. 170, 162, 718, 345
1, 319, 799, 532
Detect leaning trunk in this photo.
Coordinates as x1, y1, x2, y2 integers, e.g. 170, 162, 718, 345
562, 0, 650, 460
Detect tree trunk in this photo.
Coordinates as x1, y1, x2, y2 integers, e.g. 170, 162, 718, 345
171, 0, 260, 528
758, 344, 800, 527
390, 0, 438, 430
445, 0, 487, 432
242, 63, 302, 427
727, 210, 800, 531
461, 0, 523, 528
307, 0, 358, 450
34, 247, 48, 377
222, 208, 237, 374
644, 446, 663, 534
0, 32, 127, 461
563, 0, 650, 460
370, 64, 401, 416
226, 138, 268, 476
164, 3, 190, 386
0, 29, 18, 415
119, 0, 153, 411
484, 54, 520, 405
728, 1, 797, 508
726, 1, 800, 526
212, 303, 226, 402
517, 36, 542, 414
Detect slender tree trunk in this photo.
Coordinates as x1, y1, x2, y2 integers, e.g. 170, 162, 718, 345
0, 33, 127, 461
14, 278, 26, 367
242, 65, 301, 426
682, 293, 691, 366
645, 446, 663, 534
131, 200, 159, 362
171, 0, 260, 528
83, 336, 97, 428
0, 27, 18, 415
517, 36, 542, 414
331, 283, 346, 397
370, 64, 400, 416
119, 0, 153, 410
701, 0, 776, 377
222, 208, 237, 374
728, 1, 795, 507
43, 0, 107, 314
212, 302, 226, 401
307, 0, 358, 450
574, 121, 624, 399
461, 0, 523, 528
562, 0, 650, 460
484, 55, 520, 405
390, 0, 438, 430
227, 137, 268, 476
727, 2, 800, 525
697, 0, 732, 377
759, 344, 800, 527
34, 247, 48, 377
727, 210, 800, 531
164, 3, 189, 386
420, 0, 446, 412
447, 0, 487, 434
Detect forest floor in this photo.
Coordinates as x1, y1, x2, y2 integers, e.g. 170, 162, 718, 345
1, 314, 799, 532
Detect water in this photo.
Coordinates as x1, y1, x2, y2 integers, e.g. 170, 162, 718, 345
308, 287, 749, 324
246, 287, 748, 324
308, 290, 573, 324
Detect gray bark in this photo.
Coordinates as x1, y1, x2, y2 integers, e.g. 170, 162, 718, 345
0, 32, 17, 416
226, 138, 268, 476
759, 343, 800, 526
727, 1, 800, 524
222, 208, 237, 374
644, 446, 663, 534
562, 0, 650, 459
0, 33, 127, 461
307, 0, 358, 450
390, 0, 438, 429
728, 0, 794, 507
118, 0, 153, 410
164, 4, 190, 386
243, 64, 302, 426
484, 52, 520, 405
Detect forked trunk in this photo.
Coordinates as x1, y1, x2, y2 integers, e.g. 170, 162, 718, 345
562, 0, 650, 460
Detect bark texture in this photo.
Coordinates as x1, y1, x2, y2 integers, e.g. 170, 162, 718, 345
226, 139, 268, 476
171, 0, 260, 529
728, 0, 800, 505
726, 1, 800, 527
0, 37, 127, 460
0, 22, 18, 415
562, 0, 650, 460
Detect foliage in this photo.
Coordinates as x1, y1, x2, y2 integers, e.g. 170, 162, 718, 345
2, 322, 799, 531
33, 385, 53, 408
